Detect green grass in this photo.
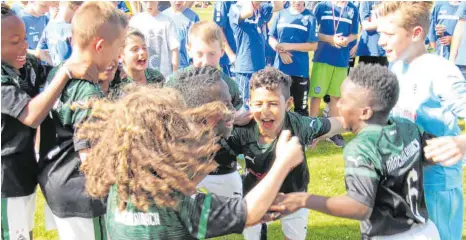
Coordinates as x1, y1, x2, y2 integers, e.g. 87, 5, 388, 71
31, 6, 466, 240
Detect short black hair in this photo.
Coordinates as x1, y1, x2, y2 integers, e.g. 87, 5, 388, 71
168, 66, 223, 108
348, 63, 399, 117
1, 3, 15, 19
250, 67, 291, 99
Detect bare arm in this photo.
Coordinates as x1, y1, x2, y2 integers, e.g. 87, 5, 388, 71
18, 68, 69, 128
268, 35, 279, 51
318, 33, 337, 46
278, 42, 318, 52
271, 193, 372, 221
449, 19, 465, 62
220, 29, 236, 62
361, 20, 377, 31
171, 48, 179, 72
319, 117, 345, 140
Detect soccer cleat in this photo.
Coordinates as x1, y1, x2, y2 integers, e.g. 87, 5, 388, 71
327, 134, 345, 148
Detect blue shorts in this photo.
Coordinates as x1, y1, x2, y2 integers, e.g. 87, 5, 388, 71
236, 72, 253, 109
424, 186, 464, 240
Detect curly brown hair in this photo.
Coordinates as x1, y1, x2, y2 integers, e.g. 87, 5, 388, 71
78, 85, 231, 212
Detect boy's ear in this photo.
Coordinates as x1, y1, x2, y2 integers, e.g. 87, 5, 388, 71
412, 26, 424, 42
95, 38, 105, 53
360, 106, 374, 121
286, 97, 294, 111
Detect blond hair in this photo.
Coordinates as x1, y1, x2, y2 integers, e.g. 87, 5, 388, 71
71, 2, 128, 48
188, 21, 223, 48
376, 1, 433, 37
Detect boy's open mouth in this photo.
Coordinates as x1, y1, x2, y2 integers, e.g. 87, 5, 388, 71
261, 119, 275, 129
136, 58, 147, 66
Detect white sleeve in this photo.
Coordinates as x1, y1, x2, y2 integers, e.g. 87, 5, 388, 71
167, 19, 180, 51
433, 63, 466, 118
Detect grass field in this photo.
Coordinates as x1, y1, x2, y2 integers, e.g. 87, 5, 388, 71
32, 5, 466, 240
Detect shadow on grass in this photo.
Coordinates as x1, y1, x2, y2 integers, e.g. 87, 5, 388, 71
212, 223, 361, 240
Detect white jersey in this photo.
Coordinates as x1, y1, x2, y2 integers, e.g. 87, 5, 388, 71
390, 53, 466, 191
129, 12, 180, 77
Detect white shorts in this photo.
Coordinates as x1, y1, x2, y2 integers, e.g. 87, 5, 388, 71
243, 208, 309, 240
1, 193, 36, 240
49, 213, 107, 240
197, 171, 243, 198
372, 220, 440, 240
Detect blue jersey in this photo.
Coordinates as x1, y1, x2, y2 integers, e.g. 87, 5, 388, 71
117, 1, 131, 13
313, 1, 359, 67
229, 3, 273, 73
269, 8, 318, 78
163, 7, 200, 69
356, 1, 385, 57
18, 10, 49, 50
262, 2, 276, 66
38, 20, 72, 66
213, 1, 237, 67
428, 2, 460, 59
455, 1, 466, 66
390, 54, 466, 191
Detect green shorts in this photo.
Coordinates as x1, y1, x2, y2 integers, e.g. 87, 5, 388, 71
309, 62, 348, 98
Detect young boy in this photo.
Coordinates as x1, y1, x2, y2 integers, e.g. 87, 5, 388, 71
130, 1, 179, 77
163, 1, 200, 69
270, 63, 441, 240
228, 67, 344, 240
1, 4, 97, 240
268, 0, 319, 116
310, 1, 359, 147
37, 1, 83, 66
356, 1, 388, 66
37, 3, 128, 240
377, 2, 466, 239
213, 0, 237, 77
428, 1, 461, 60
77, 82, 305, 240
229, 1, 282, 107
17, 1, 50, 50
166, 22, 250, 199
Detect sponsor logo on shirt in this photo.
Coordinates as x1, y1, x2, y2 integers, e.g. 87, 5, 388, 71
114, 210, 161, 226
386, 139, 420, 173
245, 155, 256, 164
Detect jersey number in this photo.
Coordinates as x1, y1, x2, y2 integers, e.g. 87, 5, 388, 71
406, 168, 425, 223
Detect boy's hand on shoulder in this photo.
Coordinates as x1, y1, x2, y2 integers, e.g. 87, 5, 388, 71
275, 130, 303, 168
63, 59, 100, 84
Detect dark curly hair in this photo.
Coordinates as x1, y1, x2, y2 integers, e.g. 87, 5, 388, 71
166, 66, 226, 108
78, 85, 230, 212
250, 67, 292, 99
348, 63, 399, 117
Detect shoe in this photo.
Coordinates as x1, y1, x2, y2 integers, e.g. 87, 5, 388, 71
327, 134, 345, 148
323, 105, 329, 118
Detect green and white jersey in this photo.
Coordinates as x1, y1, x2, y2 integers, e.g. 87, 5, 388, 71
344, 117, 430, 238
38, 65, 106, 218
106, 185, 246, 240
228, 112, 331, 194
1, 54, 51, 197
165, 65, 243, 110
110, 68, 165, 98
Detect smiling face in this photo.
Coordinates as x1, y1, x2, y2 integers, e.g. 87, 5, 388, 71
336, 79, 369, 132
121, 34, 148, 72
249, 87, 293, 138
377, 12, 413, 62
1, 15, 28, 70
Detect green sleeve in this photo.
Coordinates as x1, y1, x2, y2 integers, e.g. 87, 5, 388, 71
221, 74, 243, 110
164, 73, 176, 87
295, 115, 331, 144
226, 127, 244, 154
343, 140, 380, 208
179, 193, 246, 239
147, 68, 165, 84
